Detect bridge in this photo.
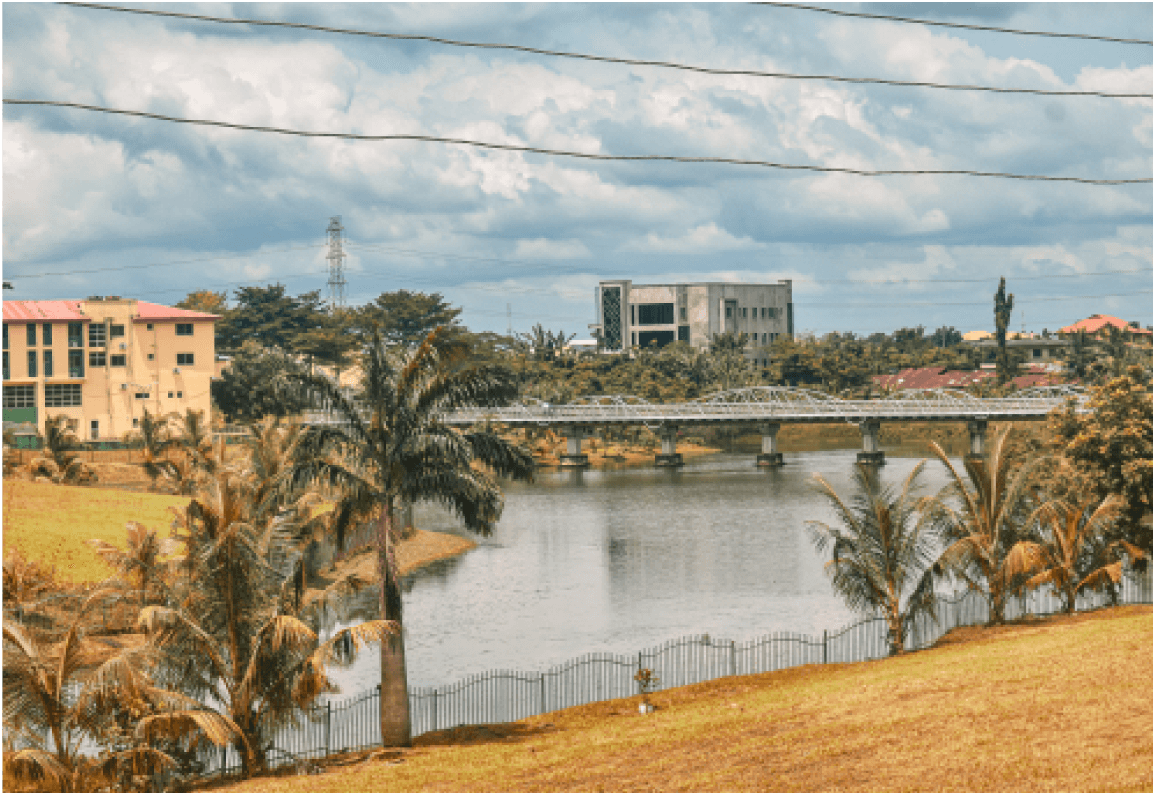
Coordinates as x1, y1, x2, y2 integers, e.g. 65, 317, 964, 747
440, 385, 1089, 467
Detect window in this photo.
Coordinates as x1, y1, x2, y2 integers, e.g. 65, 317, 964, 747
90, 420, 99, 440
44, 384, 82, 407
147, 353, 154, 361
110, 355, 126, 367
176, 353, 194, 366
752, 333, 758, 342
1033, 348, 1043, 359
89, 351, 106, 367
742, 307, 748, 318
68, 350, 84, 378
766, 307, 777, 320
679, 307, 688, 322
43, 350, 53, 377
146, 323, 153, 331
42, 324, 53, 346
2, 323, 7, 350
134, 392, 149, 400
109, 324, 125, 338
677, 326, 690, 343
725, 306, 732, 319
175, 323, 194, 336
89, 324, 106, 347
68, 323, 84, 348
27, 351, 37, 378
27, 324, 36, 346
133, 418, 140, 428
4, 385, 35, 408
176, 391, 182, 399
168, 391, 174, 399
2, 351, 8, 380
637, 303, 674, 325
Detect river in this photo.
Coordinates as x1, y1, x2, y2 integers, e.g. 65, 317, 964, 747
326, 448, 960, 695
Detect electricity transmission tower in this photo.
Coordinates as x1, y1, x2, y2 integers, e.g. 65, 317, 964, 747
326, 216, 347, 311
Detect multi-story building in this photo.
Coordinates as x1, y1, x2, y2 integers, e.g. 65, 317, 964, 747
3, 297, 218, 443
590, 279, 793, 364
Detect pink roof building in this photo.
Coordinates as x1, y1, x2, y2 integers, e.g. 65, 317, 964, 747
1059, 314, 1152, 339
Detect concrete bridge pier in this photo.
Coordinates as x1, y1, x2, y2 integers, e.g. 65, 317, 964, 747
857, 420, 885, 466
967, 419, 989, 462
757, 422, 784, 467
655, 426, 684, 467
559, 425, 589, 468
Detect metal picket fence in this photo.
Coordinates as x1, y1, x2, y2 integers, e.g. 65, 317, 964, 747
195, 568, 1153, 778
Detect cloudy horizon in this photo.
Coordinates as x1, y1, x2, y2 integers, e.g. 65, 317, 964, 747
4, 2, 1152, 338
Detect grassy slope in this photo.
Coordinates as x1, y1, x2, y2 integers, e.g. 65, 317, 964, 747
228, 606, 1153, 793
2, 479, 190, 582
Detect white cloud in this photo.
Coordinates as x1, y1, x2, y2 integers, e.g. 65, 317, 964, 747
513, 239, 592, 259
622, 223, 765, 254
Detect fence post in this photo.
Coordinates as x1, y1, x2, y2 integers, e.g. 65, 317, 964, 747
539, 673, 547, 715
729, 640, 736, 677
431, 689, 438, 732
637, 651, 644, 695
325, 701, 332, 757
822, 630, 828, 665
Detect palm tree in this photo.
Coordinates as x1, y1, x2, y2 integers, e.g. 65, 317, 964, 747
87, 522, 179, 610
287, 326, 535, 747
1007, 495, 1147, 613
808, 462, 940, 656
141, 448, 393, 777
923, 428, 1042, 625
132, 409, 179, 491
3, 589, 238, 793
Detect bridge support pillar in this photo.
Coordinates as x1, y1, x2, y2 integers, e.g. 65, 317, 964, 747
559, 426, 589, 468
655, 426, 683, 467
757, 422, 784, 467
857, 420, 885, 465
966, 419, 989, 462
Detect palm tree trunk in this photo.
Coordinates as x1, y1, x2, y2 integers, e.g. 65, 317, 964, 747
377, 499, 412, 747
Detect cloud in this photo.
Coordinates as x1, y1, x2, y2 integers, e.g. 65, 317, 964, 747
513, 238, 592, 259
622, 223, 766, 254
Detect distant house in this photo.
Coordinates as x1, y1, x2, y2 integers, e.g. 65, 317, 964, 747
1059, 314, 1152, 343
962, 336, 1068, 366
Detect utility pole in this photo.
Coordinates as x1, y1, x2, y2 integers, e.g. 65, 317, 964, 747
326, 216, 347, 312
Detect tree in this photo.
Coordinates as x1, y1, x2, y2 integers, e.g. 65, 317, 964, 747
923, 428, 1042, 624
127, 409, 178, 491
1101, 325, 1131, 377
212, 343, 312, 425
708, 332, 756, 391
808, 462, 940, 656
3, 590, 238, 793
1051, 366, 1153, 553
994, 277, 1016, 384
140, 447, 393, 777
1063, 329, 1095, 380
1008, 496, 1146, 613
515, 324, 576, 363
88, 523, 179, 610
352, 290, 463, 347
286, 326, 534, 747
930, 326, 963, 348
215, 285, 328, 353
175, 290, 227, 316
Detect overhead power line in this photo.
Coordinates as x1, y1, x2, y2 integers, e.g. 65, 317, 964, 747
7, 100, 1151, 185
756, 2, 1153, 46
58, 3, 1152, 99
6, 242, 325, 280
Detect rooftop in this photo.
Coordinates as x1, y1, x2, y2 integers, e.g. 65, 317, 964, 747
2, 299, 219, 323
1059, 314, 1152, 336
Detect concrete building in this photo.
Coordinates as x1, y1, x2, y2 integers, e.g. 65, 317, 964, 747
3, 297, 218, 443
590, 280, 793, 363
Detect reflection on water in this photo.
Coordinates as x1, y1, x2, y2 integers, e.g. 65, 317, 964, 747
325, 449, 957, 694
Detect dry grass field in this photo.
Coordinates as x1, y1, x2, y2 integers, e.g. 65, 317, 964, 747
2, 479, 190, 583
224, 606, 1153, 793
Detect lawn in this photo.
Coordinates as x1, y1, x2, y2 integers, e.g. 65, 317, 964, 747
225, 605, 1153, 793
2, 479, 190, 583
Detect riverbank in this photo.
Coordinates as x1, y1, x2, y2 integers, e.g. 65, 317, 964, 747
212, 604, 1153, 793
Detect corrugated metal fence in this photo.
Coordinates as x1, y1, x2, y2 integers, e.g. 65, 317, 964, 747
201, 569, 1153, 776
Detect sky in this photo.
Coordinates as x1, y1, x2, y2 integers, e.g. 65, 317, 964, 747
4, 2, 1152, 338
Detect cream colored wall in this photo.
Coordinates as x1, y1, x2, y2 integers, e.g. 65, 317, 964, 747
1, 299, 216, 441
